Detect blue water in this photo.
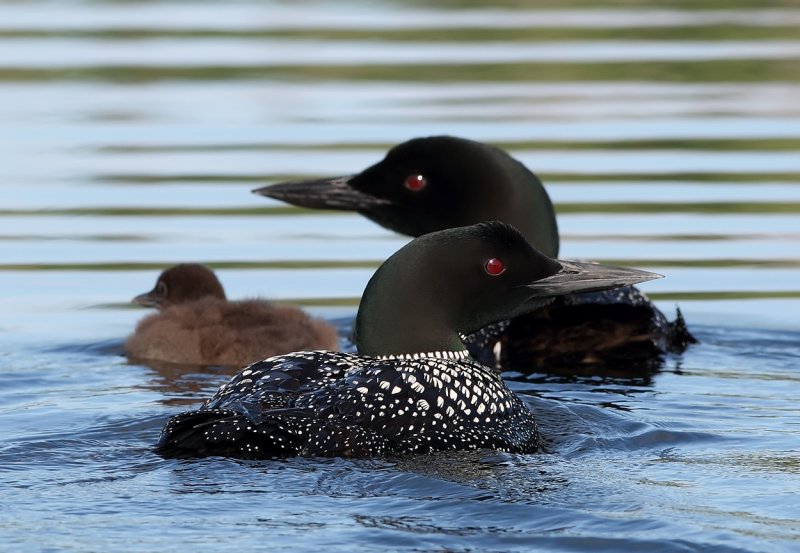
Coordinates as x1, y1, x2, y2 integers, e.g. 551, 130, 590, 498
1, 1, 799, 551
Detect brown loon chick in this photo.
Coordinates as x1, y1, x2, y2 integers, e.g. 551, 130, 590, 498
125, 264, 339, 367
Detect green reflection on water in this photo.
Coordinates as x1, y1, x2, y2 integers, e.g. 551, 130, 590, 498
98, 292, 800, 307
398, 0, 799, 8
229, 291, 800, 305
597, 259, 800, 268
93, 173, 800, 185
2, 59, 799, 83
96, 174, 292, 184
546, 173, 800, 183
2, 25, 799, 42
0, 261, 380, 271
0, 258, 797, 271
556, 203, 800, 214
0, 206, 312, 216
4, 202, 800, 216
567, 233, 800, 242
649, 291, 800, 300
255, 291, 800, 304
99, 139, 800, 153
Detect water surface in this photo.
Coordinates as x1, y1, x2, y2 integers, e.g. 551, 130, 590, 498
1, 1, 798, 551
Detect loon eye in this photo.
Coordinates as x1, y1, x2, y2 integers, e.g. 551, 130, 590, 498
484, 258, 505, 276
404, 174, 427, 191
156, 281, 168, 296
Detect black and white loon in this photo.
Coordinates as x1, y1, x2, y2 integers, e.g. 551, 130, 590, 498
255, 135, 696, 369
155, 222, 658, 459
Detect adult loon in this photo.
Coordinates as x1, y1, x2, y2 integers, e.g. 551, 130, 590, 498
255, 136, 695, 369
155, 222, 659, 459
126, 264, 339, 367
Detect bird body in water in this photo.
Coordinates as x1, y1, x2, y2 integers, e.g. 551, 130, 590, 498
255, 135, 696, 370
156, 222, 659, 459
125, 264, 339, 367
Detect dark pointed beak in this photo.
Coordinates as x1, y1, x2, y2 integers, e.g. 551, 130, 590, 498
132, 290, 158, 308
526, 260, 662, 297
253, 175, 392, 211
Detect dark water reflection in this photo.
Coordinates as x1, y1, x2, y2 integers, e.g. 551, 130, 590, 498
1, 1, 799, 551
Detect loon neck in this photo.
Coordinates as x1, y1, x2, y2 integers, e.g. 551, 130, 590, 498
355, 292, 467, 358
354, 248, 468, 358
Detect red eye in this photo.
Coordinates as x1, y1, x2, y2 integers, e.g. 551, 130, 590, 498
484, 258, 505, 276
404, 174, 427, 191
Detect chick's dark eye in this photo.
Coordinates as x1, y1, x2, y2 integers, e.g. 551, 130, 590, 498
484, 258, 505, 276
404, 174, 427, 191
156, 282, 167, 296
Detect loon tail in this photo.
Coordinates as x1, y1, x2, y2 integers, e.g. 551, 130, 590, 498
154, 408, 304, 459
155, 407, 394, 459
668, 307, 698, 352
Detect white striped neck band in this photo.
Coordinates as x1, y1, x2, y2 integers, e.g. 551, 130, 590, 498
377, 350, 471, 361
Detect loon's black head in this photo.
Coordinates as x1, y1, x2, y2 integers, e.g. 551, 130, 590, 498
133, 264, 227, 310
254, 136, 560, 257
354, 221, 659, 358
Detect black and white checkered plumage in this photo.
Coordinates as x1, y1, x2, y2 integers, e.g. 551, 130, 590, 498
156, 350, 539, 458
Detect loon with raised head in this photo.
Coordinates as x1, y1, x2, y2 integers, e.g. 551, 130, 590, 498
126, 264, 339, 367
255, 135, 695, 370
156, 222, 659, 459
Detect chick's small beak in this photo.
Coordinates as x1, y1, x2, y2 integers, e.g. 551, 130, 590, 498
132, 291, 159, 308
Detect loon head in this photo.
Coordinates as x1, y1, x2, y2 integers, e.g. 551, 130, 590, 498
254, 136, 560, 257
354, 221, 659, 358
133, 264, 227, 310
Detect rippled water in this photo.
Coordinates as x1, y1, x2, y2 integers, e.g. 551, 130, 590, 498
1, 1, 799, 551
